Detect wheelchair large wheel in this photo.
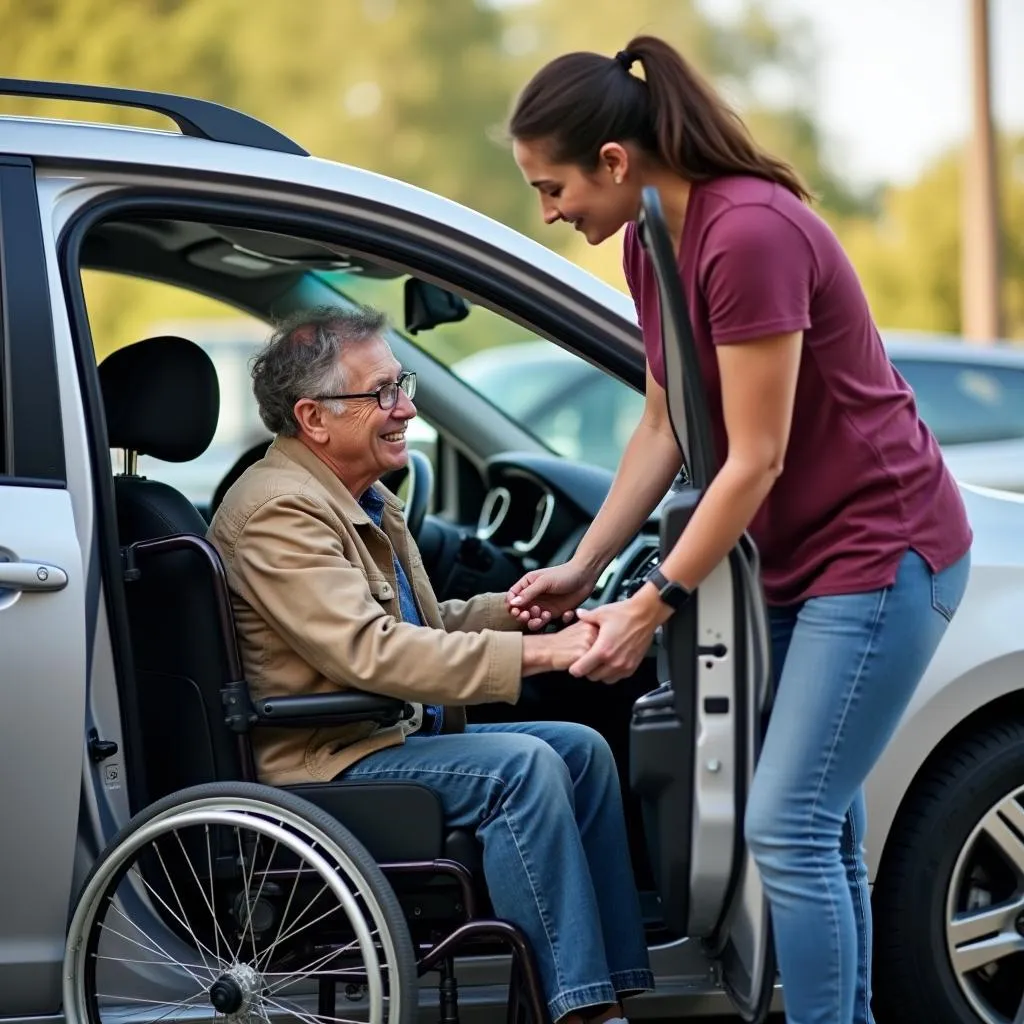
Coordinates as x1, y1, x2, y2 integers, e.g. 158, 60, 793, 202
64, 782, 418, 1024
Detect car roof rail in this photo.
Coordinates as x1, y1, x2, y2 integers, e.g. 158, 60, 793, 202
0, 77, 309, 157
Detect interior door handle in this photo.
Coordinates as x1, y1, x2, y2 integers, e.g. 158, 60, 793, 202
0, 560, 69, 592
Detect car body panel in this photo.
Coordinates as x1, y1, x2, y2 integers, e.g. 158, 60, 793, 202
0, 484, 87, 1014
863, 483, 1024, 876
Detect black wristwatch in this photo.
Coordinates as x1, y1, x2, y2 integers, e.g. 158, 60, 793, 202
644, 566, 693, 612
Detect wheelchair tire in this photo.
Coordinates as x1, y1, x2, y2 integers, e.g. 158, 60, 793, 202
64, 781, 418, 1024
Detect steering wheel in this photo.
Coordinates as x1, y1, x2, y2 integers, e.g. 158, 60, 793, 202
381, 448, 433, 540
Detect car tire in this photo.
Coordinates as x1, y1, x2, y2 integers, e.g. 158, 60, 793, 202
872, 720, 1024, 1024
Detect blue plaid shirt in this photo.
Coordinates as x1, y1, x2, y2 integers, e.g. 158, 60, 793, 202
359, 487, 444, 736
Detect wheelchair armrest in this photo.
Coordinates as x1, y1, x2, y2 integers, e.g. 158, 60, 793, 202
253, 692, 412, 729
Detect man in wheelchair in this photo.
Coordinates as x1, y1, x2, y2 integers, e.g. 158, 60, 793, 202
207, 305, 653, 1024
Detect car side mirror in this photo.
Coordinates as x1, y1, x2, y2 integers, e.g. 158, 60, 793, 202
404, 278, 469, 335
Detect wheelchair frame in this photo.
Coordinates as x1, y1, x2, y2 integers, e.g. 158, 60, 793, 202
92, 531, 548, 1024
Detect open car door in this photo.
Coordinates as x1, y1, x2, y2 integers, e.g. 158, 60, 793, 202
630, 187, 776, 1021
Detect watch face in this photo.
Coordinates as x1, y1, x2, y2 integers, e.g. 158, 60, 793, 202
663, 577, 692, 610
646, 567, 691, 609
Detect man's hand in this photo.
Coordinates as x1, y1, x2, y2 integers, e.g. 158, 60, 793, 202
507, 560, 597, 631
521, 620, 598, 676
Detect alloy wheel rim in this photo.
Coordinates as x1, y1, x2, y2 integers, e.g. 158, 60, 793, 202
945, 787, 1024, 1023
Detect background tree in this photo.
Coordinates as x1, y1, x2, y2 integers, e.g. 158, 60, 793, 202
839, 134, 1024, 338
3, 0, 1005, 345
0, 0, 527, 342
497, 0, 874, 284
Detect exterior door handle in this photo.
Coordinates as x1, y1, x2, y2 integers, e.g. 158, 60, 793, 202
0, 560, 69, 592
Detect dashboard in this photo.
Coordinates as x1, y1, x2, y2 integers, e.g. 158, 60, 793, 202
476, 469, 573, 565
475, 452, 663, 605
417, 449, 671, 614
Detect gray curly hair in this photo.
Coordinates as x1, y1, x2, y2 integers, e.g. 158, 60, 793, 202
251, 305, 389, 436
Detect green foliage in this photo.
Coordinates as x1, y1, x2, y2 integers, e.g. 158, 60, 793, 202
4, 0, 996, 348
837, 136, 1024, 339
498, 0, 872, 228
1, 0, 532, 342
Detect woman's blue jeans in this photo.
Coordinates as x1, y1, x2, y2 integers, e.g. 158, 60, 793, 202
340, 720, 654, 1021
746, 547, 971, 1024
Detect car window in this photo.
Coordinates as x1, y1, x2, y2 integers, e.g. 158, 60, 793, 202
321, 271, 642, 472
81, 257, 642, 513
82, 270, 271, 506
531, 373, 644, 469
79, 267, 456, 512
892, 358, 1024, 446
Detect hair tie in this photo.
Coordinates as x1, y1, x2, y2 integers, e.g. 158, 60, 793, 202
614, 49, 636, 72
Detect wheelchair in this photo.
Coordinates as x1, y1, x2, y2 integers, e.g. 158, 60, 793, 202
66, 335, 547, 1024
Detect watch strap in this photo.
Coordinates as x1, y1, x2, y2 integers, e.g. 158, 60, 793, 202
646, 566, 692, 611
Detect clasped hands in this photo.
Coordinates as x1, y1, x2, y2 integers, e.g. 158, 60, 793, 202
505, 560, 671, 684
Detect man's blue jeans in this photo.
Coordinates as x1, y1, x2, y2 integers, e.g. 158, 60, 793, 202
340, 720, 654, 1021
746, 547, 971, 1024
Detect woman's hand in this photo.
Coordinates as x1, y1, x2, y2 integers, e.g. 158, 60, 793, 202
568, 589, 669, 683
507, 560, 598, 631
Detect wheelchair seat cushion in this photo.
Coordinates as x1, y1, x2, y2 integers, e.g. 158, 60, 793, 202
286, 778, 482, 867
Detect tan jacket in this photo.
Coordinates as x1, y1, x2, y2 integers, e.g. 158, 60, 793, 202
207, 436, 524, 785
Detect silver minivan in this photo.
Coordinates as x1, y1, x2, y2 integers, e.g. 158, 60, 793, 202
3, 77, 1024, 1024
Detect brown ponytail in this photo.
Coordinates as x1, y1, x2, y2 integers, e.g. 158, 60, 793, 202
509, 34, 811, 203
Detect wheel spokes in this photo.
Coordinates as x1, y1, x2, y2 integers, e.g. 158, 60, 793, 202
946, 788, 1024, 1024
982, 799, 1024, 881
83, 810, 389, 1023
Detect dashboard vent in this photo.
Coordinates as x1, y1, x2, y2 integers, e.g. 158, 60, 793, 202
591, 536, 660, 602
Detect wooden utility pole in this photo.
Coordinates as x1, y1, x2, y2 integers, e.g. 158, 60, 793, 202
961, 0, 1002, 343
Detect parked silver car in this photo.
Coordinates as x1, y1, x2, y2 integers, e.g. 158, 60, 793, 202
448, 333, 1024, 490
2, 77, 1024, 1024
884, 332, 1024, 492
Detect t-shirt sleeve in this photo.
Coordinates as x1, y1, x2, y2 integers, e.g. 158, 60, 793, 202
621, 222, 644, 329
699, 204, 815, 345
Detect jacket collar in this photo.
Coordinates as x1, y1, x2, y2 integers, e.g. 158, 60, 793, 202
271, 436, 405, 527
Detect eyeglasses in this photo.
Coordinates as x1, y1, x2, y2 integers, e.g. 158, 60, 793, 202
315, 371, 417, 411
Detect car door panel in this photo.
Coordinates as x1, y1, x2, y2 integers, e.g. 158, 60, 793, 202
628, 187, 775, 1022
0, 484, 86, 1013
0, 158, 89, 1015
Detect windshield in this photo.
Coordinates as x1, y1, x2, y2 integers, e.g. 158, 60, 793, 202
315, 270, 643, 472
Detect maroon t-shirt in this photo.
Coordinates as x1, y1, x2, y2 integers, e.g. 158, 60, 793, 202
623, 175, 972, 605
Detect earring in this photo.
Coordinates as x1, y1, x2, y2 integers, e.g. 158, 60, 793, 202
614, 176, 622, 185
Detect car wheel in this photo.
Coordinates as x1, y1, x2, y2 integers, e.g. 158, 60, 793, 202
872, 721, 1024, 1024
